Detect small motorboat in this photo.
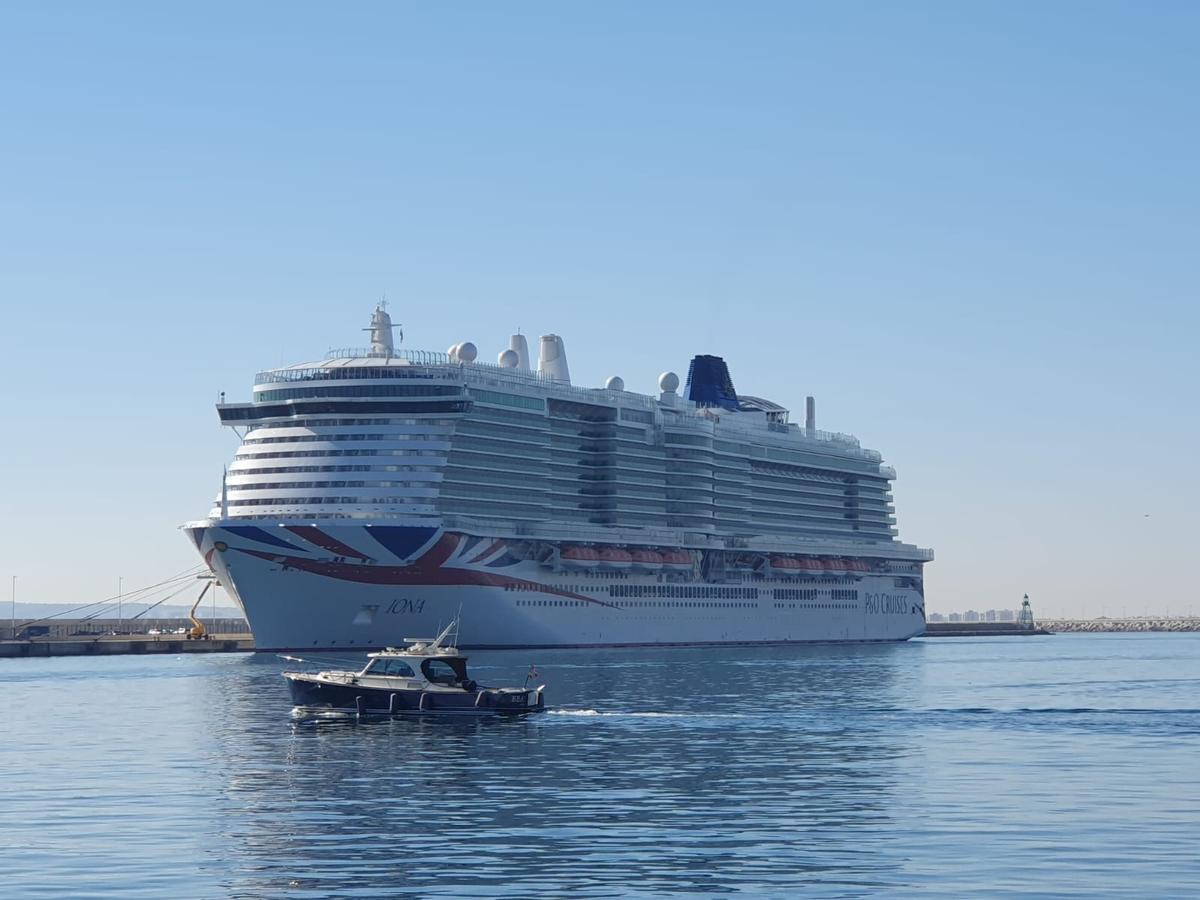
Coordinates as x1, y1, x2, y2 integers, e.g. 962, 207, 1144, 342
282, 620, 546, 717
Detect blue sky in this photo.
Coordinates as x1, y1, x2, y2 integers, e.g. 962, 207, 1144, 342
1, 3, 1196, 618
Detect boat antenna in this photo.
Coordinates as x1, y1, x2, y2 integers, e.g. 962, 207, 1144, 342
430, 617, 457, 649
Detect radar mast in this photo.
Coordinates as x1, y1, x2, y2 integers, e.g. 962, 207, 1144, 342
365, 301, 402, 357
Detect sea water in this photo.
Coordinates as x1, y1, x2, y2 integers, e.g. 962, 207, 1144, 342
1, 633, 1198, 897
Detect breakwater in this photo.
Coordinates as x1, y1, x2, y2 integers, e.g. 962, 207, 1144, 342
1041, 617, 1200, 634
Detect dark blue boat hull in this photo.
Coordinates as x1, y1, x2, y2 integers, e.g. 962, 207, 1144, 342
286, 676, 544, 716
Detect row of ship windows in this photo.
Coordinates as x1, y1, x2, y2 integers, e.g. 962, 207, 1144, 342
243, 433, 406, 445
242, 433, 447, 445
609, 584, 759, 599
474, 407, 546, 426
232, 465, 440, 475
246, 418, 457, 433
500, 580, 866, 596
774, 588, 861, 601
514, 599, 761, 610
228, 480, 433, 491
235, 449, 444, 460
253, 384, 464, 402
232, 413, 887, 484
221, 400, 471, 419
437, 492, 872, 521
772, 602, 857, 610
469, 389, 546, 411
255, 366, 458, 384
752, 464, 859, 484
227, 497, 430, 506
615, 601, 757, 609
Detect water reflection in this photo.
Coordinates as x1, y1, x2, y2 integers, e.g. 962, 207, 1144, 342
207, 644, 924, 896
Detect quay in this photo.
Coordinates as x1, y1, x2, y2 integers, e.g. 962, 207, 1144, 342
0, 616, 254, 658
924, 622, 1051, 638
0, 633, 254, 658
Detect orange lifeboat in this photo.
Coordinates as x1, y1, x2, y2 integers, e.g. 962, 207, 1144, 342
598, 548, 633, 570
630, 549, 663, 571
800, 558, 825, 577
847, 559, 870, 574
560, 546, 600, 570
822, 558, 847, 576
769, 556, 801, 576
661, 550, 692, 573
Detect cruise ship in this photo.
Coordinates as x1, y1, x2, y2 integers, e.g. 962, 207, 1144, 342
185, 306, 932, 650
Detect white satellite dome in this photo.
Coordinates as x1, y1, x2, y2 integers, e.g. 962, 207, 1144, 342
658, 371, 680, 393
498, 349, 519, 368
457, 341, 478, 363
605, 376, 625, 392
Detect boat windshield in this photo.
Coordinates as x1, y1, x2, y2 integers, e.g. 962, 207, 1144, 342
421, 657, 468, 685
366, 659, 417, 677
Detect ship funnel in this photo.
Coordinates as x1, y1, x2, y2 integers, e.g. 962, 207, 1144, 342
509, 333, 531, 371
364, 303, 400, 357
538, 334, 570, 383
685, 355, 739, 411
805, 396, 816, 435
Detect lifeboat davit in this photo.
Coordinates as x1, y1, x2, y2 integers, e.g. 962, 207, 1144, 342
769, 556, 801, 576
630, 549, 663, 571
598, 548, 633, 570
800, 558, 825, 577
661, 550, 693, 573
560, 546, 600, 570
727, 554, 756, 573
823, 558, 848, 576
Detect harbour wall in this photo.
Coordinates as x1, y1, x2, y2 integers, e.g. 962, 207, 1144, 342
0, 633, 254, 658
923, 622, 1050, 638
1, 617, 250, 641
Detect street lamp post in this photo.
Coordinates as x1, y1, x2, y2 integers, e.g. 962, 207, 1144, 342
118, 576, 123, 629
10, 576, 14, 641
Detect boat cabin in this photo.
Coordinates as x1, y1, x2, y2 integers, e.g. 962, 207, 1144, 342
361, 652, 471, 687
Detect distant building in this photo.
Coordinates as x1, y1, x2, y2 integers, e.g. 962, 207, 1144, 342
985, 609, 998, 622
928, 612, 945, 623
949, 612, 962, 623
964, 610, 981, 623
998, 609, 1015, 622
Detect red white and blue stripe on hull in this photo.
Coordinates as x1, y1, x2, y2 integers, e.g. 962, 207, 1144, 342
190, 522, 926, 651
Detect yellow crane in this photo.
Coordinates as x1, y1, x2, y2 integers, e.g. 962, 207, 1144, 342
188, 580, 213, 640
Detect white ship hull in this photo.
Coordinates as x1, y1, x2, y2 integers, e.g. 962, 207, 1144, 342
189, 522, 925, 650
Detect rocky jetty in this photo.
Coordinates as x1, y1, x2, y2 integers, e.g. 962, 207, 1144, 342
1041, 617, 1200, 633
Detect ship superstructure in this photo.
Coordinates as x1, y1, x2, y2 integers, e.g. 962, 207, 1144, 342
186, 305, 932, 649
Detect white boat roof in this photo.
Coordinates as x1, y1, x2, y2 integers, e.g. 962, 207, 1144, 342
370, 643, 464, 659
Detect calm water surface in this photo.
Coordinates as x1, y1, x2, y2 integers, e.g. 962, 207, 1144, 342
2, 633, 1198, 898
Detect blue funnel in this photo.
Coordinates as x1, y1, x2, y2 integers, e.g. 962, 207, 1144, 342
685, 355, 739, 411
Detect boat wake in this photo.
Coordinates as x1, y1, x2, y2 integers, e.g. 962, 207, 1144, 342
548, 708, 744, 719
